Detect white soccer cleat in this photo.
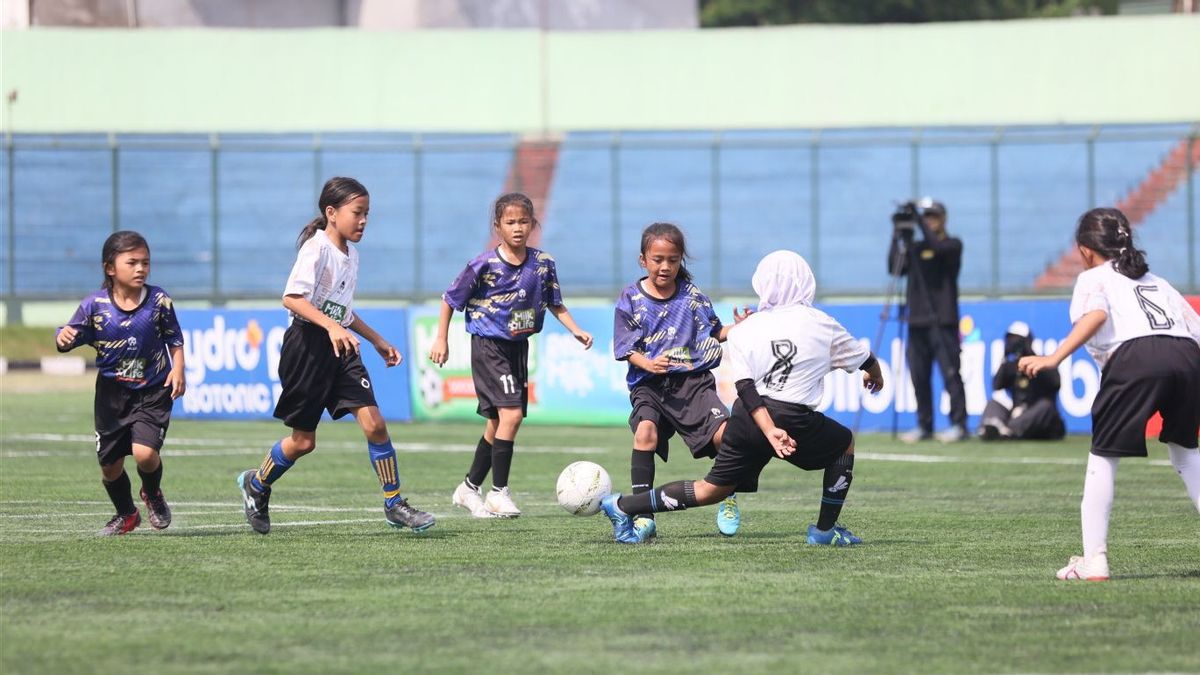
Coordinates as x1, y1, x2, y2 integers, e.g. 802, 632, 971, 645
452, 481, 497, 519
484, 486, 522, 518
1056, 554, 1110, 581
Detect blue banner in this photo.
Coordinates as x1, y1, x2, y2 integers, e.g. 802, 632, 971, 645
405, 298, 1100, 433
176, 308, 412, 422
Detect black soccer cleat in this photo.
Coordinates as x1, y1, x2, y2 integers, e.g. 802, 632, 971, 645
140, 488, 172, 530
384, 498, 435, 532
237, 469, 271, 535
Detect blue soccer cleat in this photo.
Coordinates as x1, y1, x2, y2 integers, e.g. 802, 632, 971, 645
600, 494, 640, 544
633, 516, 657, 542
716, 493, 741, 537
806, 523, 862, 546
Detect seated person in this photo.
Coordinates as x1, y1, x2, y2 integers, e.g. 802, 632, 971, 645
978, 321, 1065, 441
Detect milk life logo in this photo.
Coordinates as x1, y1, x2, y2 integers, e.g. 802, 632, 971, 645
179, 312, 287, 418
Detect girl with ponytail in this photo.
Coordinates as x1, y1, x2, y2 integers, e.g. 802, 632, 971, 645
236, 177, 435, 535
1019, 207, 1200, 581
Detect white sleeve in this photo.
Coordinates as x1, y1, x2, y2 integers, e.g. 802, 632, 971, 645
1068, 271, 1108, 323
726, 334, 754, 382
283, 242, 320, 299
828, 317, 870, 372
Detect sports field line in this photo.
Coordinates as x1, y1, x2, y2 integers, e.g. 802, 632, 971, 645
0, 441, 1175, 467
0, 433, 605, 456
2, 517, 397, 535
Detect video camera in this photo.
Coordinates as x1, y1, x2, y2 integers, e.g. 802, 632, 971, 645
891, 200, 921, 235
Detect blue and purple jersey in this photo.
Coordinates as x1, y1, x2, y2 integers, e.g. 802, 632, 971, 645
613, 278, 724, 389
56, 285, 184, 389
443, 247, 563, 341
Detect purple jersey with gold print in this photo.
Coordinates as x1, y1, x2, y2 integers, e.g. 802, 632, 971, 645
613, 278, 724, 389
443, 247, 563, 341
56, 285, 184, 389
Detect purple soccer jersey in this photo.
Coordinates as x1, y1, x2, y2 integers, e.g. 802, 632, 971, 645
613, 278, 724, 389
56, 286, 184, 389
443, 247, 563, 341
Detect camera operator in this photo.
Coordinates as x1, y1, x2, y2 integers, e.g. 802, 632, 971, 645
887, 199, 969, 442
978, 321, 1065, 441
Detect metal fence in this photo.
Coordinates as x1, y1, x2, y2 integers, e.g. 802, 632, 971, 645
2, 124, 1196, 322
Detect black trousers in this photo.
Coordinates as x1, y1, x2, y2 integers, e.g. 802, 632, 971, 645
907, 325, 967, 432
980, 398, 1065, 440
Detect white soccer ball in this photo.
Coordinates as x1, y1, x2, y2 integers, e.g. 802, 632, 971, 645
556, 461, 612, 517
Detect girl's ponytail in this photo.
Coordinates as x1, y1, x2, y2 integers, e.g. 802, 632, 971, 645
299, 177, 369, 250
1075, 207, 1150, 280
296, 215, 326, 250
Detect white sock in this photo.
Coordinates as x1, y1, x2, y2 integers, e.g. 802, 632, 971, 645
1081, 453, 1118, 559
1167, 443, 1200, 513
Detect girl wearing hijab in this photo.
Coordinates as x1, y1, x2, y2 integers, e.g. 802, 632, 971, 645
599, 250, 886, 544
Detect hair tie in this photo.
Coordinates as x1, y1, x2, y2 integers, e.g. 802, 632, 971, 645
1118, 246, 1128, 255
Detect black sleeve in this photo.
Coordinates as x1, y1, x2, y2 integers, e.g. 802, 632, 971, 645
735, 378, 765, 412
1032, 368, 1061, 398
993, 362, 1016, 392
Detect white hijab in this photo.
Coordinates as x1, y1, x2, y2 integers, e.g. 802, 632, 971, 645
752, 250, 816, 311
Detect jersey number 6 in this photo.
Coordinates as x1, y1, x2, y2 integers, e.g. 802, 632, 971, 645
1134, 285, 1174, 331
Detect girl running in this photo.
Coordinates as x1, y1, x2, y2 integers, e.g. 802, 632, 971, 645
56, 231, 186, 536
431, 192, 593, 518
237, 177, 434, 534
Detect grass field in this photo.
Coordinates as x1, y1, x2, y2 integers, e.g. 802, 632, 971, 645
1, 374, 1198, 674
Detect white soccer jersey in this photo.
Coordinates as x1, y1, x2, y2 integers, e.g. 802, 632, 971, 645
1069, 262, 1200, 368
725, 304, 871, 408
283, 229, 358, 327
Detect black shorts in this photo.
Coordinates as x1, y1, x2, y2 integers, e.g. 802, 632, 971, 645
705, 398, 853, 492
1091, 335, 1200, 458
94, 375, 173, 466
273, 321, 378, 432
471, 334, 528, 419
628, 371, 729, 461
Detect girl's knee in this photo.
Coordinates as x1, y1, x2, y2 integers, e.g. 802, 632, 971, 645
100, 460, 125, 481
693, 480, 733, 506
131, 445, 161, 470
497, 408, 524, 434
358, 410, 389, 443
633, 421, 658, 448
288, 432, 317, 456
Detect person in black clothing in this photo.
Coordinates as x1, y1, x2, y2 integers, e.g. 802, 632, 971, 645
978, 321, 1065, 441
888, 199, 969, 442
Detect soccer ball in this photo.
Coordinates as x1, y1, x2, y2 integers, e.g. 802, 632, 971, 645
555, 461, 612, 516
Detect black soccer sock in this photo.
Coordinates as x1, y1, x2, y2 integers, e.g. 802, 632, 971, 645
137, 462, 163, 497
466, 436, 493, 488
490, 438, 514, 489
617, 480, 699, 516
630, 449, 655, 494
817, 453, 855, 531
102, 471, 137, 516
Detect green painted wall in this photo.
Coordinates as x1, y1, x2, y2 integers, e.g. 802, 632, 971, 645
2, 15, 1197, 132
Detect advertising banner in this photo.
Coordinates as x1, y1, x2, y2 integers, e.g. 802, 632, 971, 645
407, 298, 1109, 433
176, 308, 412, 422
